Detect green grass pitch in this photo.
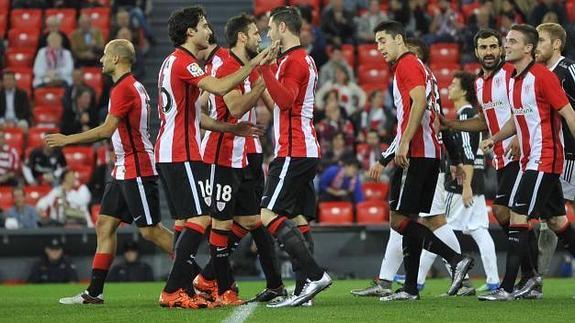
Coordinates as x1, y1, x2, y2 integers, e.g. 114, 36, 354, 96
1, 279, 574, 322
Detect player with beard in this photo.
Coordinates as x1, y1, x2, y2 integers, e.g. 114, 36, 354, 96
441, 28, 541, 297
155, 6, 271, 309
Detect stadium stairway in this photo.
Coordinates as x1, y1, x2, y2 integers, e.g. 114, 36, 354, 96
141, 0, 253, 221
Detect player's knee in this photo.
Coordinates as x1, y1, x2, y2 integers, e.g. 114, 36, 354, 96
235, 216, 259, 230
419, 215, 446, 231
95, 216, 118, 238
138, 227, 156, 241
492, 205, 510, 224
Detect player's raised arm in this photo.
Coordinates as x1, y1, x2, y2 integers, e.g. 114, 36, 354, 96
223, 77, 266, 118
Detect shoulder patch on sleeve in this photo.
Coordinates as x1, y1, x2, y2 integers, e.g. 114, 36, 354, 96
187, 62, 205, 77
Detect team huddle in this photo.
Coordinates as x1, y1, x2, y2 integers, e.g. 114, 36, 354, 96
40, 4, 575, 310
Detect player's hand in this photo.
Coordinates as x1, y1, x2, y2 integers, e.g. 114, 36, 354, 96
450, 164, 466, 185
505, 136, 520, 159
394, 141, 409, 169
462, 185, 473, 208
437, 113, 451, 131
481, 138, 494, 153
232, 121, 264, 137
45, 133, 69, 148
258, 41, 280, 66
368, 163, 384, 182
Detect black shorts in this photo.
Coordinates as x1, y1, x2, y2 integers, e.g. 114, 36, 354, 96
389, 157, 440, 216
156, 161, 209, 220
100, 177, 161, 227
510, 170, 566, 219
494, 161, 520, 207
208, 163, 261, 221
261, 157, 318, 219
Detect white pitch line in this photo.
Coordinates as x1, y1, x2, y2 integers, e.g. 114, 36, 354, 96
220, 285, 295, 323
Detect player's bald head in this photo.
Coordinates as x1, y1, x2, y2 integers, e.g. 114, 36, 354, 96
105, 39, 136, 64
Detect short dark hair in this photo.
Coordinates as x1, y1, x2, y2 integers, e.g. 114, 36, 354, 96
510, 24, 539, 57
373, 20, 406, 41
405, 37, 429, 64
342, 154, 360, 168
473, 28, 503, 48
453, 71, 477, 106
167, 6, 205, 47
225, 13, 256, 47
270, 6, 302, 35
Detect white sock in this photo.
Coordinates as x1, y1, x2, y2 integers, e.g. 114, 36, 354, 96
417, 224, 461, 285
470, 228, 500, 285
378, 228, 403, 281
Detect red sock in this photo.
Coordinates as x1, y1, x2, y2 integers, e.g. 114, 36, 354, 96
92, 253, 114, 270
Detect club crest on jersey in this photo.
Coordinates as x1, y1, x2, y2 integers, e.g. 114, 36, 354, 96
187, 63, 205, 77
204, 196, 212, 207
217, 201, 226, 212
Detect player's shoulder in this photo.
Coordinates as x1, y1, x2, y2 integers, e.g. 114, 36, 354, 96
559, 56, 575, 69
501, 62, 515, 74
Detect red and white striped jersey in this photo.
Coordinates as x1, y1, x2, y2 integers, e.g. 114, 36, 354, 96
245, 107, 262, 154
391, 52, 440, 159
0, 144, 19, 176
108, 73, 156, 180
201, 52, 259, 168
476, 62, 517, 170
509, 62, 569, 174
205, 46, 230, 76
155, 47, 208, 163
263, 46, 321, 158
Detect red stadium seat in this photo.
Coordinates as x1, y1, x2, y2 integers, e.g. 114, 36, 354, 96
358, 44, 385, 66
463, 63, 481, 75
5, 48, 36, 68
27, 127, 58, 148
356, 200, 389, 224
430, 43, 460, 64
254, 0, 286, 16
0, 0, 9, 12
431, 63, 460, 88
91, 203, 101, 225
10, 9, 43, 30
33, 106, 63, 127
357, 65, 390, 86
62, 146, 95, 169
4, 127, 25, 156
567, 2, 575, 23
33, 87, 65, 107
0, 186, 14, 210
8, 28, 40, 49
24, 185, 52, 206
440, 87, 454, 110
318, 201, 354, 225
11, 68, 33, 97
0, 14, 7, 38
45, 8, 77, 32
70, 165, 93, 185
362, 182, 389, 201
80, 7, 111, 30
82, 67, 103, 98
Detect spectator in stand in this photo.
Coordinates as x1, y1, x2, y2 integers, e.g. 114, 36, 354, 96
0, 130, 20, 186
112, 0, 156, 46
62, 68, 98, 115
316, 91, 355, 151
33, 33, 74, 88
36, 169, 92, 227
321, 0, 356, 45
353, 89, 395, 143
108, 241, 154, 282
529, 0, 566, 26
88, 143, 113, 207
27, 239, 78, 283
319, 155, 364, 204
255, 14, 271, 48
23, 144, 67, 186
388, 0, 429, 37
111, 9, 141, 48
4, 187, 40, 229
321, 132, 354, 170
70, 15, 105, 67
316, 62, 366, 117
356, 0, 389, 43
318, 45, 354, 87
61, 87, 99, 135
300, 24, 329, 71
0, 71, 32, 129
424, 0, 463, 44
299, 6, 328, 67
462, 5, 497, 62
38, 15, 72, 52
115, 27, 145, 79
357, 129, 384, 171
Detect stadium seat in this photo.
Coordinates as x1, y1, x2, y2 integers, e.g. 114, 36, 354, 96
11, 68, 33, 97
33, 87, 65, 107
318, 201, 354, 225
440, 87, 454, 110
82, 67, 103, 98
0, 13, 7, 38
0, 0, 9, 12
45, 8, 77, 32
430, 43, 460, 64
27, 127, 58, 148
5, 48, 36, 68
80, 7, 111, 30
62, 146, 95, 169
90, 203, 101, 225
24, 185, 51, 206
463, 63, 481, 75
356, 200, 389, 224
431, 63, 460, 88
8, 28, 40, 49
10, 9, 43, 30
254, 0, 286, 16
361, 83, 388, 97
362, 182, 389, 201
70, 164, 93, 185
4, 127, 25, 156
33, 105, 63, 128
0, 186, 14, 211
357, 65, 390, 86
567, 2, 575, 23
358, 44, 385, 66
